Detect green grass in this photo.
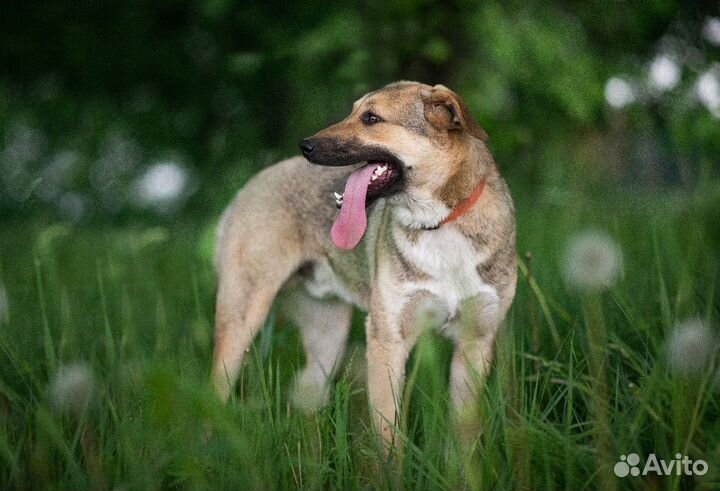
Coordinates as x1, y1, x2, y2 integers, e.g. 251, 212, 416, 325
1, 185, 719, 490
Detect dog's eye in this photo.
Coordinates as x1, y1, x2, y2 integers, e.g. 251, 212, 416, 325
361, 111, 382, 126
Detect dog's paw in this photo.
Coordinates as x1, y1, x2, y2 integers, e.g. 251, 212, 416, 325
290, 373, 330, 412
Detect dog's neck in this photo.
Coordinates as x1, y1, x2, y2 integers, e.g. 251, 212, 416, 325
435, 178, 487, 227
392, 140, 494, 230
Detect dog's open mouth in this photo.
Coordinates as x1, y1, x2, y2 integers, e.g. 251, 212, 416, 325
333, 160, 402, 208
330, 159, 403, 250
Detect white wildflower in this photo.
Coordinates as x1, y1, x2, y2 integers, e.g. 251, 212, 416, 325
666, 318, 717, 377
604, 77, 636, 109
49, 362, 96, 415
562, 230, 623, 293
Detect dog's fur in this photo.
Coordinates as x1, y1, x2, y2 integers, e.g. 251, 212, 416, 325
213, 81, 516, 448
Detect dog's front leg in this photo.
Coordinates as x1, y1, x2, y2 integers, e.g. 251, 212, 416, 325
365, 312, 412, 454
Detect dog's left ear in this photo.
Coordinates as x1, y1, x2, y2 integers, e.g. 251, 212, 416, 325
423, 85, 489, 141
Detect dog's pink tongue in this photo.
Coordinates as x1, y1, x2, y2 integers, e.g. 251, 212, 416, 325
331, 164, 378, 250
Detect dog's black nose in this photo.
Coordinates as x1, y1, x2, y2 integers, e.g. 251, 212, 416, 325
300, 139, 315, 156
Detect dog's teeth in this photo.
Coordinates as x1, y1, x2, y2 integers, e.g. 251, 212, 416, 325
371, 174, 378, 181
333, 192, 344, 209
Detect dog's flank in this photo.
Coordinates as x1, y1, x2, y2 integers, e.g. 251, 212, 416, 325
213, 81, 517, 452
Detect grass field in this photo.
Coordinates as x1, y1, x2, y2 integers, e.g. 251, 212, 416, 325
1, 181, 719, 490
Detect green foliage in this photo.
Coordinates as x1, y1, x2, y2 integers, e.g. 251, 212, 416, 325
1, 181, 719, 489
0, 1, 717, 220
1, 1, 719, 489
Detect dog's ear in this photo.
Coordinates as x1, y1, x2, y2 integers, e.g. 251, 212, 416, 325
423, 85, 488, 141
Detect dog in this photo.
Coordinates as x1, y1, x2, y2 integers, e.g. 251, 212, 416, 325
212, 81, 517, 449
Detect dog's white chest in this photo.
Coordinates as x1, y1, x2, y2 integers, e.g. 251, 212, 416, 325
394, 226, 498, 317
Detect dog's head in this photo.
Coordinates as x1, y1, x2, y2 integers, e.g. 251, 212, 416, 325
300, 81, 490, 249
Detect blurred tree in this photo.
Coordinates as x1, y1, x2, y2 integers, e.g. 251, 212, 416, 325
0, 0, 717, 221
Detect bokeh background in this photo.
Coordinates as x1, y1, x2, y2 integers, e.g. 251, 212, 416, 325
1, 0, 718, 226
1, 2, 720, 490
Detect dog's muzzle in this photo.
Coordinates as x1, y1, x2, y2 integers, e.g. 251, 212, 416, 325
299, 137, 360, 166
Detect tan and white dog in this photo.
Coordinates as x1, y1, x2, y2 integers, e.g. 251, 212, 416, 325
213, 81, 516, 448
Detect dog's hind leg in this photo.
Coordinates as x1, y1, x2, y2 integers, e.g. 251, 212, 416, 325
284, 288, 352, 411
212, 239, 304, 402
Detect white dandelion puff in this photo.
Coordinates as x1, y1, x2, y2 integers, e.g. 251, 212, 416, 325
1, 118, 46, 166
604, 77, 636, 109
132, 160, 191, 212
37, 150, 80, 203
562, 230, 623, 293
702, 17, 720, 46
695, 67, 720, 119
648, 54, 681, 92
49, 362, 96, 415
666, 318, 717, 377
58, 192, 88, 223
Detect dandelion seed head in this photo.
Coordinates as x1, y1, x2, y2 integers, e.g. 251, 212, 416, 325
37, 150, 80, 203
604, 77, 636, 109
58, 192, 87, 223
1, 118, 45, 166
49, 362, 95, 415
702, 17, 720, 46
666, 318, 717, 376
695, 67, 720, 118
133, 160, 191, 213
648, 54, 681, 92
562, 230, 623, 293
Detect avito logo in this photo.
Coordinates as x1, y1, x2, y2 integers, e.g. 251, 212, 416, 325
614, 453, 708, 478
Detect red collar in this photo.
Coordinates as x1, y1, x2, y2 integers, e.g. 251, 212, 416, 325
439, 178, 487, 226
